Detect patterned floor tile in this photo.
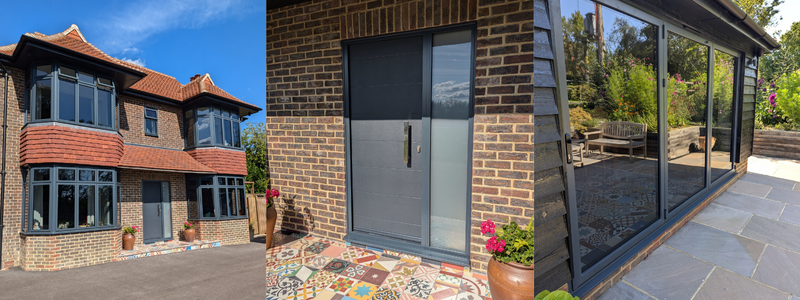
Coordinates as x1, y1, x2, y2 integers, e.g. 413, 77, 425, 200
342, 263, 369, 279
293, 266, 318, 282
266, 245, 286, 257
362, 267, 391, 286
311, 289, 339, 300
458, 276, 489, 296
266, 274, 281, 288
266, 256, 285, 271
307, 270, 340, 289
455, 291, 483, 300
320, 245, 347, 258
435, 273, 462, 288
373, 256, 400, 272
308, 255, 335, 269
404, 278, 434, 298
290, 284, 322, 300
428, 286, 459, 300
440, 263, 464, 278
353, 254, 381, 266
413, 265, 440, 282
273, 262, 303, 277
392, 261, 419, 277
381, 274, 411, 293
305, 241, 332, 255
398, 294, 426, 300
347, 282, 379, 300
276, 248, 301, 260
267, 276, 304, 299
340, 249, 364, 261
373, 287, 402, 300
323, 258, 352, 274
327, 275, 357, 293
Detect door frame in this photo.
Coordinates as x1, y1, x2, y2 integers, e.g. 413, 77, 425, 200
342, 22, 477, 266
142, 180, 172, 244
549, 0, 745, 292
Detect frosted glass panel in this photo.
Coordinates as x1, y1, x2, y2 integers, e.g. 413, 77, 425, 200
161, 182, 171, 238
430, 30, 471, 252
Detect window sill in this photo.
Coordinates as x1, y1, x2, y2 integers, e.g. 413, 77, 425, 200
24, 121, 117, 134
188, 216, 249, 221
23, 225, 121, 235
186, 145, 245, 152
145, 134, 159, 137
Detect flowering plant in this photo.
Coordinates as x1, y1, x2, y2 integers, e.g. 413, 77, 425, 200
480, 217, 534, 266
122, 224, 139, 235
183, 221, 197, 230
266, 179, 279, 209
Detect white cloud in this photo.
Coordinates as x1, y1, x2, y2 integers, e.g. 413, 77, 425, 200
96, 0, 252, 54
432, 81, 470, 101
120, 57, 146, 67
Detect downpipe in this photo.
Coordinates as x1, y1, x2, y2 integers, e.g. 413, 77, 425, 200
0, 61, 9, 270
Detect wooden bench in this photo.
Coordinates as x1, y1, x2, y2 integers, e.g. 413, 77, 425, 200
585, 121, 647, 159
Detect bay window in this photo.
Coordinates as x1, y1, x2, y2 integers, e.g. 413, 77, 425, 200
185, 106, 242, 149
186, 175, 247, 220
29, 64, 115, 129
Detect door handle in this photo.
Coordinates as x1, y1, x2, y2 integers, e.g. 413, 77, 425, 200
565, 133, 574, 164
403, 121, 409, 164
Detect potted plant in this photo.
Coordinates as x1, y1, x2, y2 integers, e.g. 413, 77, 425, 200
183, 221, 197, 243
265, 180, 279, 249
249, 222, 255, 241
535, 290, 580, 300
481, 217, 534, 300
121, 224, 139, 250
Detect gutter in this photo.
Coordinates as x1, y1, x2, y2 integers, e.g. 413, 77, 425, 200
0, 61, 8, 270
709, 0, 781, 51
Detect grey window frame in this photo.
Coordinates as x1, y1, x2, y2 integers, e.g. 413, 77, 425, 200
187, 174, 247, 220
144, 107, 158, 137
28, 62, 116, 130
26, 165, 118, 234
184, 106, 243, 150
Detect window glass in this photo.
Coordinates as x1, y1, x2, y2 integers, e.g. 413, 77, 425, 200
197, 115, 211, 145
57, 185, 75, 229
34, 169, 50, 181
98, 171, 113, 182
218, 177, 226, 186
227, 178, 235, 185
214, 108, 222, 116
223, 120, 232, 146
228, 188, 238, 216
97, 89, 112, 128
78, 72, 93, 83
98, 77, 112, 86
197, 107, 210, 116
34, 79, 52, 120
98, 185, 113, 226
36, 65, 51, 77
145, 119, 157, 136
32, 185, 50, 230
215, 118, 224, 145
201, 188, 215, 217
710, 50, 736, 182
58, 169, 75, 181
60, 66, 76, 77
79, 170, 95, 181
232, 122, 241, 148
58, 79, 76, 122
79, 85, 94, 124
231, 111, 239, 119
145, 108, 157, 119
238, 188, 246, 216
78, 185, 95, 227
222, 110, 230, 118
236, 178, 244, 186
218, 188, 228, 216
200, 177, 213, 185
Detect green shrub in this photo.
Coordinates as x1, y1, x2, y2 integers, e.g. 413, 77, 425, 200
774, 70, 800, 127
535, 290, 580, 300
570, 108, 593, 133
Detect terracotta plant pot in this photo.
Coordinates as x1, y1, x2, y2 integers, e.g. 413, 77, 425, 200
122, 233, 135, 250
265, 206, 278, 249
184, 228, 196, 243
698, 136, 717, 151
487, 257, 534, 300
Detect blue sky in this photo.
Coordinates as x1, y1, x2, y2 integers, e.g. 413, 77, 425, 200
1, 0, 266, 126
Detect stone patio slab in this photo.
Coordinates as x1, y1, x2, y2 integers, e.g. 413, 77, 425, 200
740, 215, 800, 253
665, 222, 764, 277
774, 169, 800, 182
780, 204, 800, 226
752, 246, 800, 296
694, 268, 789, 300
740, 173, 797, 190
597, 281, 654, 300
713, 192, 784, 219
691, 203, 753, 234
726, 180, 773, 197
621, 246, 712, 300
766, 187, 800, 206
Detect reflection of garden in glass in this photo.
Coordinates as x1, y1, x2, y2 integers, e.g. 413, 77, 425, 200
710, 50, 736, 182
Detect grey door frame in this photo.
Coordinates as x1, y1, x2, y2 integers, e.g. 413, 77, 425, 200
342, 22, 477, 266
142, 180, 172, 243
549, 0, 744, 293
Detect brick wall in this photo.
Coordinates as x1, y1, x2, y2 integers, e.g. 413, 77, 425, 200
1, 66, 25, 270
267, 0, 533, 272
19, 229, 120, 271
118, 94, 184, 150
119, 169, 187, 244
195, 218, 250, 245
186, 148, 248, 176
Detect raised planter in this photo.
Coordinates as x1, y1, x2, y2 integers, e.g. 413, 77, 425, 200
754, 129, 800, 160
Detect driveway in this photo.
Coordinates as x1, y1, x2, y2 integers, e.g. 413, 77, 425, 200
0, 237, 266, 300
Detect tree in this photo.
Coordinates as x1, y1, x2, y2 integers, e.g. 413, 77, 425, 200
242, 122, 267, 193
760, 21, 800, 82
733, 0, 784, 29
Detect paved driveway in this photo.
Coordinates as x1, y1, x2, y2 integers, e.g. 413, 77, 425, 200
0, 237, 266, 300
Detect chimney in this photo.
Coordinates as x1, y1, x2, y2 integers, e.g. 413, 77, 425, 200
190, 74, 201, 81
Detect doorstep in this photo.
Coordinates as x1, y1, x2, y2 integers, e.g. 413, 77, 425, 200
115, 239, 222, 261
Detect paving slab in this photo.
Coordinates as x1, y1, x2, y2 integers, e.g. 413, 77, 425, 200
694, 268, 789, 300
740, 173, 797, 190
766, 188, 800, 206
780, 204, 800, 226
621, 246, 712, 300
727, 180, 773, 197
752, 246, 800, 296
774, 169, 800, 182
713, 192, 784, 219
597, 281, 653, 300
691, 203, 753, 234
665, 222, 764, 277
740, 215, 800, 253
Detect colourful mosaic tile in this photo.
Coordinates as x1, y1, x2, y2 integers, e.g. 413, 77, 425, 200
381, 274, 411, 293
320, 245, 347, 258
276, 248, 301, 260
373, 288, 402, 300
362, 267, 391, 285
290, 283, 322, 300
391, 261, 419, 277
404, 278, 434, 298
373, 256, 400, 272
292, 266, 318, 282
322, 258, 351, 274
267, 277, 304, 299
340, 249, 364, 261
327, 275, 357, 293
347, 281, 379, 300
266, 274, 281, 288
306, 270, 340, 289
435, 273, 462, 288
266, 245, 286, 257
458, 276, 489, 296
412, 265, 440, 282
342, 263, 369, 279
304, 241, 332, 255
307, 255, 335, 269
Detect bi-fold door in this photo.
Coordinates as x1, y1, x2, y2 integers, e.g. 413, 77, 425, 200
344, 24, 476, 263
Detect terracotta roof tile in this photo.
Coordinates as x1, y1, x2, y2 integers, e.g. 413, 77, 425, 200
20, 126, 124, 167
0, 25, 257, 108
186, 148, 247, 176
118, 145, 217, 173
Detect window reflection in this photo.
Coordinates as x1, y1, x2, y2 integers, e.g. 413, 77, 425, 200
710, 50, 736, 182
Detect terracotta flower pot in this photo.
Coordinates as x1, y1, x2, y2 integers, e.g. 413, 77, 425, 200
487, 257, 534, 300
265, 206, 278, 249
698, 136, 717, 151
122, 233, 135, 250
184, 228, 196, 243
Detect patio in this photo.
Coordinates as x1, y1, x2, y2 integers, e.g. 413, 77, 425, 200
597, 155, 800, 300
266, 233, 493, 300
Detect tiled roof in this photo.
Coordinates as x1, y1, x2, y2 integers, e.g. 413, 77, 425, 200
0, 25, 256, 108
20, 126, 124, 167
186, 148, 248, 176
118, 145, 217, 173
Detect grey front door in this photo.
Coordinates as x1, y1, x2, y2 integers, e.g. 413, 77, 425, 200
142, 181, 171, 242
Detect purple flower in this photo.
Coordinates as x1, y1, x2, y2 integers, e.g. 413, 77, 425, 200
771, 83, 776, 88
769, 92, 777, 103
763, 88, 767, 92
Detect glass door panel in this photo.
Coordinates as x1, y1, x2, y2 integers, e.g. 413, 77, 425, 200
429, 30, 472, 252
710, 50, 736, 181
667, 32, 709, 210
561, 0, 661, 271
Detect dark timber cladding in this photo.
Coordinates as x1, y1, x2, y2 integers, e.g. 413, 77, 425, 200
533, 0, 571, 293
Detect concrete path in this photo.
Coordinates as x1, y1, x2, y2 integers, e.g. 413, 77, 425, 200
600, 155, 800, 300
0, 238, 266, 300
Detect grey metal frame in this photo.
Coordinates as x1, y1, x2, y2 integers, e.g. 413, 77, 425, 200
183, 106, 243, 150
25, 165, 118, 234
28, 63, 116, 130
141, 180, 172, 243
550, 0, 744, 293
341, 23, 477, 266
144, 106, 158, 137
188, 175, 248, 220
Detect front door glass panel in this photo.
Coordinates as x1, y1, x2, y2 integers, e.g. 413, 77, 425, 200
711, 50, 736, 182
561, 0, 660, 271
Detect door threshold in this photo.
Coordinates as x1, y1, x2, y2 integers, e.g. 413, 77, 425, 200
345, 231, 470, 267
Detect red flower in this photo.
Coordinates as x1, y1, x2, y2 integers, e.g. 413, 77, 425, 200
270, 189, 280, 198
480, 219, 495, 235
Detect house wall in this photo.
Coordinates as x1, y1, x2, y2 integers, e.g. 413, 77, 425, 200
0, 66, 26, 270
267, 0, 533, 272
19, 229, 120, 271
118, 94, 184, 150
119, 169, 187, 245
195, 218, 250, 245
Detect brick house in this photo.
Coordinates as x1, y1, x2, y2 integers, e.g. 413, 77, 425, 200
0, 25, 261, 271
535, 0, 778, 297
267, 0, 533, 272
